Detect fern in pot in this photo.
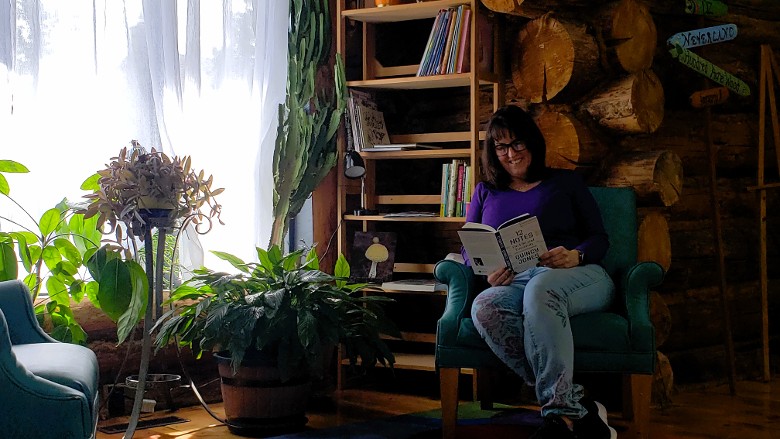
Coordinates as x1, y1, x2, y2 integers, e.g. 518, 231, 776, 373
153, 244, 398, 436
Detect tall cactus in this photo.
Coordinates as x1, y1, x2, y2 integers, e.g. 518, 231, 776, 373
271, 0, 347, 247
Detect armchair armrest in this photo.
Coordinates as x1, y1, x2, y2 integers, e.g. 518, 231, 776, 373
0, 280, 55, 344
1, 309, 94, 437
621, 261, 665, 351
434, 260, 477, 346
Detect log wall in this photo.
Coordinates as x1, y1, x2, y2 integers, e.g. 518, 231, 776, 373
339, 0, 780, 387
488, 0, 780, 385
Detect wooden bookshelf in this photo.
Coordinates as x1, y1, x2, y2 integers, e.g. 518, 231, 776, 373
336, 0, 502, 389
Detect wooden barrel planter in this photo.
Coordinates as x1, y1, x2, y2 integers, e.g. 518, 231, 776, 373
216, 352, 311, 437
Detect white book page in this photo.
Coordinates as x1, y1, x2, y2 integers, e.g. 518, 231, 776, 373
457, 230, 506, 275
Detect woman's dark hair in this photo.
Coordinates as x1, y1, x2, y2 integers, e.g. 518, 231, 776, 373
481, 105, 548, 189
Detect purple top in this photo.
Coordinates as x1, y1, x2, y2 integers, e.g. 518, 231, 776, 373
462, 169, 609, 267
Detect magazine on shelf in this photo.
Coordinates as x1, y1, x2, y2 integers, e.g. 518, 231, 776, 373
381, 278, 447, 293
458, 214, 547, 275
364, 143, 442, 151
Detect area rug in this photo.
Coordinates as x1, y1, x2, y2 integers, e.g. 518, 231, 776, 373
271, 402, 543, 439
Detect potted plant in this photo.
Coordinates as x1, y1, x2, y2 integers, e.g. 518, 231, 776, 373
81, 141, 224, 242
153, 244, 398, 436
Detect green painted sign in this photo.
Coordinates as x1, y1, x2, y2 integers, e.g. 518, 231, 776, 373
667, 24, 738, 49
670, 44, 750, 96
685, 0, 728, 17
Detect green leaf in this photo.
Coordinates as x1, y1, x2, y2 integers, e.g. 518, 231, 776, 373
23, 273, 39, 292
116, 261, 149, 344
211, 251, 249, 273
85, 281, 100, 307
303, 247, 319, 270
46, 276, 70, 306
0, 160, 30, 173
334, 254, 350, 288
69, 214, 101, 254
9, 232, 32, 272
0, 242, 18, 281
97, 258, 133, 322
41, 245, 63, 271
54, 238, 82, 265
80, 173, 101, 191
39, 208, 62, 236
0, 174, 8, 196
70, 280, 86, 303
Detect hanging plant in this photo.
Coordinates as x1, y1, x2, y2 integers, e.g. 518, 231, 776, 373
80, 142, 224, 243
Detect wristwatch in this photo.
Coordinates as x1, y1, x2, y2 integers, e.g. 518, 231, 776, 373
576, 249, 585, 265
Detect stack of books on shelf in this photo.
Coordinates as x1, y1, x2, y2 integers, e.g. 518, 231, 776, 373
345, 89, 386, 153
417, 5, 471, 77
440, 159, 471, 218
345, 89, 443, 152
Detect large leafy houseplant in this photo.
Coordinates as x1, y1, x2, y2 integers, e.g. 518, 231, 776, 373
153, 245, 398, 381
0, 159, 141, 343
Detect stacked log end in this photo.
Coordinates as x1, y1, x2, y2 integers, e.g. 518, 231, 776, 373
597, 150, 683, 207
580, 69, 665, 134
512, 13, 603, 104
595, 0, 657, 74
535, 110, 608, 170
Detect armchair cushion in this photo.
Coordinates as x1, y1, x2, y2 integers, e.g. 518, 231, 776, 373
12, 342, 99, 406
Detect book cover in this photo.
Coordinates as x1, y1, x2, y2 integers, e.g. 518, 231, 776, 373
349, 231, 397, 284
458, 214, 547, 275
381, 278, 447, 293
357, 105, 391, 149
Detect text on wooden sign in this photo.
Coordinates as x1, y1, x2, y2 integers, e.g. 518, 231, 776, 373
667, 24, 737, 49
685, 0, 728, 17
670, 44, 750, 96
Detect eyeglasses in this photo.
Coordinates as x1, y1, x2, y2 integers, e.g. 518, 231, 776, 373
494, 140, 527, 156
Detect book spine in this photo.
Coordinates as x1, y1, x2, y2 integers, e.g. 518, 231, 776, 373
427, 9, 452, 76
440, 163, 449, 217
456, 8, 471, 73
446, 159, 459, 217
495, 232, 512, 268
455, 161, 465, 217
446, 5, 464, 74
439, 7, 459, 75
417, 10, 444, 77
344, 107, 355, 152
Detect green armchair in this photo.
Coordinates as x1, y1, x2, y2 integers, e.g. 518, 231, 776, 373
434, 187, 664, 439
0, 280, 100, 438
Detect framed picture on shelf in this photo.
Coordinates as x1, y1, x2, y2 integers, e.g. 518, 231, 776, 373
349, 231, 397, 284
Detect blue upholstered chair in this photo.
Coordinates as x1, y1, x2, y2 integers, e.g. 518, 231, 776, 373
434, 187, 664, 439
0, 280, 100, 439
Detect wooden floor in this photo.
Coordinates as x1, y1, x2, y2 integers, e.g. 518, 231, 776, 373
97, 376, 780, 438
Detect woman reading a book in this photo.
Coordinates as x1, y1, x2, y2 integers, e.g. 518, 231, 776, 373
464, 105, 615, 439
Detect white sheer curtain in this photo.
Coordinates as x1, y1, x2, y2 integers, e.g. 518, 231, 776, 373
0, 0, 288, 270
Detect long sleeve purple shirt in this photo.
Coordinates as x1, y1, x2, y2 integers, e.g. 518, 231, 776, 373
462, 169, 609, 268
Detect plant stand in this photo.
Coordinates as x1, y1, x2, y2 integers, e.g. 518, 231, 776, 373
124, 214, 173, 439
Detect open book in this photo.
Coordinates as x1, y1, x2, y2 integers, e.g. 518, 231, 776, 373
457, 214, 547, 275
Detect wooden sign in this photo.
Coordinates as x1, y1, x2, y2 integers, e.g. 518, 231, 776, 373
669, 44, 750, 96
667, 24, 737, 49
685, 0, 728, 17
690, 87, 730, 108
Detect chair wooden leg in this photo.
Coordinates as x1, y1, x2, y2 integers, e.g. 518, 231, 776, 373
622, 373, 652, 439
476, 368, 494, 410
440, 368, 460, 439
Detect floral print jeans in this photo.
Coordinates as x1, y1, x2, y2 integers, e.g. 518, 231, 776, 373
471, 264, 615, 419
